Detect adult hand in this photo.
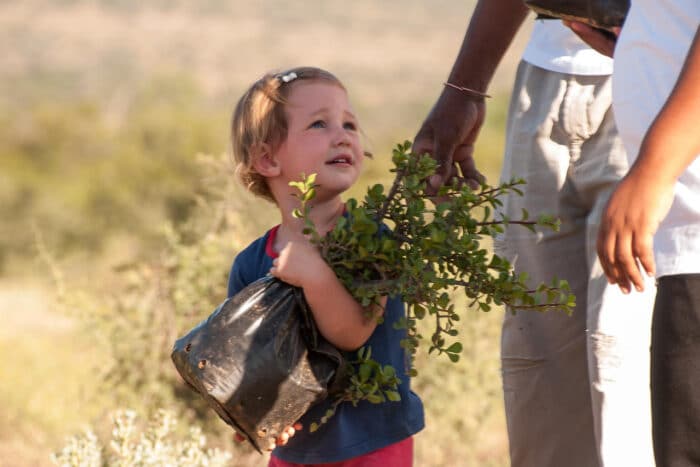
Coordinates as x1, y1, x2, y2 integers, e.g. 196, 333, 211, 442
563, 20, 620, 58
596, 170, 674, 293
412, 87, 486, 195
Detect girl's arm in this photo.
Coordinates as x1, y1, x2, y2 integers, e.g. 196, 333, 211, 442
271, 239, 385, 351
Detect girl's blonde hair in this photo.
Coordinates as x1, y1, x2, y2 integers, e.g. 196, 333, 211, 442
231, 66, 346, 202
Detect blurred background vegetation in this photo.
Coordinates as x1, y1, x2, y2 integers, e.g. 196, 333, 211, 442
0, 1, 535, 465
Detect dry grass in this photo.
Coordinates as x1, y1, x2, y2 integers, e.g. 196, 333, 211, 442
0, 281, 96, 467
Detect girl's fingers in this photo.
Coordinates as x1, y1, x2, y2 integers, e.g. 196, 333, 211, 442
236, 423, 302, 450
276, 432, 290, 446
275, 423, 303, 447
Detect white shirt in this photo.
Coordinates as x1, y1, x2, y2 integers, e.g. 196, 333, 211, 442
613, 0, 700, 277
522, 19, 614, 75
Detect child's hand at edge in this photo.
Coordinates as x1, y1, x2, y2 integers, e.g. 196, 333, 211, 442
563, 20, 620, 58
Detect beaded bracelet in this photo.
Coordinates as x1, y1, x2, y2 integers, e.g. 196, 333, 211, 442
443, 82, 492, 99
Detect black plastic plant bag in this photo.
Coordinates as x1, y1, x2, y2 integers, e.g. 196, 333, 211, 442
171, 275, 345, 453
524, 0, 629, 29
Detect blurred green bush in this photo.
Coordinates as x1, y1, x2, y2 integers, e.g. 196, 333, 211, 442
0, 74, 228, 273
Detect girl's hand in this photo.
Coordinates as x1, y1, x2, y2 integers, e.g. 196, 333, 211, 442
269, 238, 330, 288
274, 423, 302, 447
233, 423, 303, 451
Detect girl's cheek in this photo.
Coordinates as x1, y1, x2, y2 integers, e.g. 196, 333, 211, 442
356, 150, 366, 169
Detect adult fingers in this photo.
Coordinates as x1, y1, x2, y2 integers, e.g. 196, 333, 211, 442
612, 230, 640, 294
615, 225, 657, 293
632, 231, 656, 287
428, 136, 457, 195
596, 218, 624, 287
454, 105, 485, 189
411, 127, 435, 160
412, 127, 450, 195
453, 143, 485, 189
596, 227, 614, 282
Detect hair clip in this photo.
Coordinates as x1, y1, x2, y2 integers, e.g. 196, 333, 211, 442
279, 71, 298, 84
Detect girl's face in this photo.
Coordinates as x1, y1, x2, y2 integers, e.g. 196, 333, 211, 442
272, 80, 363, 200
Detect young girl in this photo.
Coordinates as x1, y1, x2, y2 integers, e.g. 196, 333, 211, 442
228, 66, 424, 466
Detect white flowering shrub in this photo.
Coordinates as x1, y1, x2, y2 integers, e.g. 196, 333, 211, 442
51, 430, 103, 467
52, 409, 232, 467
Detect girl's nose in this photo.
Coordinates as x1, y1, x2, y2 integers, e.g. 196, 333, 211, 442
333, 126, 352, 147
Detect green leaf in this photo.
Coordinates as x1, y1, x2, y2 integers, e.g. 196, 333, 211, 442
382, 365, 396, 379
413, 304, 426, 319
358, 363, 372, 383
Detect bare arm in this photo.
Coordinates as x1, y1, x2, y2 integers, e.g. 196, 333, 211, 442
597, 26, 700, 293
271, 239, 385, 351
446, 0, 530, 91
413, 0, 530, 192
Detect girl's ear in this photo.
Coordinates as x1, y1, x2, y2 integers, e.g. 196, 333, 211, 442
251, 143, 280, 177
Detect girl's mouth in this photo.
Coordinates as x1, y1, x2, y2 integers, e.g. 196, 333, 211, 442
327, 155, 353, 165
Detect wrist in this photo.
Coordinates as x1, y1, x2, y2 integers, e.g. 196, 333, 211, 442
447, 60, 494, 95
635, 133, 689, 185
443, 82, 491, 100
627, 154, 678, 189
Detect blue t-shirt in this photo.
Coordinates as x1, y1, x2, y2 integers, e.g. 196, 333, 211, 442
228, 225, 425, 463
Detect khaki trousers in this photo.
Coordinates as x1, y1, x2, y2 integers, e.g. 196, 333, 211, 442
497, 61, 656, 467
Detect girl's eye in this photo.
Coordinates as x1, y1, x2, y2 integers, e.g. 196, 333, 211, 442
309, 120, 326, 129
343, 121, 357, 131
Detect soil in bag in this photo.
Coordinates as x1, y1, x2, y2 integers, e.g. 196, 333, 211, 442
524, 0, 629, 29
171, 275, 345, 453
